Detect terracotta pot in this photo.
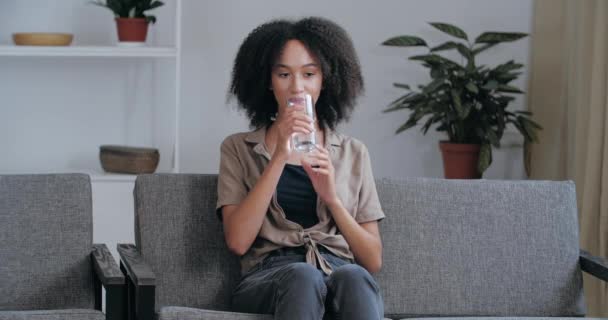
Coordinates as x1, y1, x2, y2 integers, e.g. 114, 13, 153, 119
439, 141, 482, 179
115, 18, 149, 43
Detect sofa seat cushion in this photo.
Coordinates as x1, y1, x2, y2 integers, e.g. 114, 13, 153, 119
159, 307, 272, 320
0, 309, 104, 320
159, 306, 393, 320
395, 317, 608, 320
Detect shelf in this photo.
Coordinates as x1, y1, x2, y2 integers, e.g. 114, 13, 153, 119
82, 169, 178, 182
80, 169, 175, 182
0, 45, 177, 57
87, 170, 138, 182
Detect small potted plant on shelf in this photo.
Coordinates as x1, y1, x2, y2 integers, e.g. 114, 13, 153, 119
381, 22, 542, 179
92, 0, 164, 45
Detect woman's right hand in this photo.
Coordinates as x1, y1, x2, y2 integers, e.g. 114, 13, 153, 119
273, 104, 315, 160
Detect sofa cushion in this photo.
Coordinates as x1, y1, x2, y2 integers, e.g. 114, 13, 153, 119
0, 309, 104, 320
134, 174, 240, 312
0, 174, 95, 311
159, 307, 272, 320
396, 318, 607, 320
159, 306, 393, 320
376, 178, 585, 317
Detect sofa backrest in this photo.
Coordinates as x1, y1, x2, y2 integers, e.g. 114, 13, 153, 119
134, 174, 239, 312
375, 177, 585, 318
134, 174, 586, 317
0, 174, 95, 311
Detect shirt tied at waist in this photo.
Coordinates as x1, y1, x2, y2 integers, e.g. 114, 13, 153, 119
303, 233, 333, 275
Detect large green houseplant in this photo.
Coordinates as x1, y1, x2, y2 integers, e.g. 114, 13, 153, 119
92, 0, 164, 44
382, 23, 542, 178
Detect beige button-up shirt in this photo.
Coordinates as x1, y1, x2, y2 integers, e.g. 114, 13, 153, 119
216, 127, 385, 275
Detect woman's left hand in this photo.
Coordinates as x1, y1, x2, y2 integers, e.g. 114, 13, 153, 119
301, 146, 340, 206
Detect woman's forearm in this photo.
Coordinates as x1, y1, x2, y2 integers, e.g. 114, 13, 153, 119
223, 155, 287, 256
326, 200, 383, 273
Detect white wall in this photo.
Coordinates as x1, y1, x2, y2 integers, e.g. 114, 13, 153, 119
0, 0, 533, 179
179, 0, 533, 179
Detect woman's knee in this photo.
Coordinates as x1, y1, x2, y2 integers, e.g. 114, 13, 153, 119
328, 264, 378, 290
279, 262, 325, 289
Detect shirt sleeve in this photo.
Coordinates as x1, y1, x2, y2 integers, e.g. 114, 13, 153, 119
216, 135, 248, 221
354, 144, 385, 223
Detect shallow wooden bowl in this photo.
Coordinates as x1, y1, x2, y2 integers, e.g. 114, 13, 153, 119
12, 33, 74, 46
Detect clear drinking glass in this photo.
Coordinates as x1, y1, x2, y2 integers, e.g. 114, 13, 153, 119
289, 93, 316, 152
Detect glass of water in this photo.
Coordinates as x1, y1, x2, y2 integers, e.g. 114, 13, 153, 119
289, 93, 316, 152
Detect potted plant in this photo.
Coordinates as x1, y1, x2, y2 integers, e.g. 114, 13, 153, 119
92, 0, 164, 45
381, 23, 542, 179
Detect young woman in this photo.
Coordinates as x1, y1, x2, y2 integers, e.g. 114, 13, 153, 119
217, 16, 385, 320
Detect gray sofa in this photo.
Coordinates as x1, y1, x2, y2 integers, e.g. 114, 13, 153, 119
0, 174, 126, 320
118, 174, 608, 320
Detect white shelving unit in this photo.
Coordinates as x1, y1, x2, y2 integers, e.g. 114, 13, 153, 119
1, 0, 182, 182
0, 45, 177, 57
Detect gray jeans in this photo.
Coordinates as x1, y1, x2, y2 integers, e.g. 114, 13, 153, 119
231, 248, 384, 320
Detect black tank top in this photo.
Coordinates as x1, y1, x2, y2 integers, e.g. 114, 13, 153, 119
276, 164, 319, 229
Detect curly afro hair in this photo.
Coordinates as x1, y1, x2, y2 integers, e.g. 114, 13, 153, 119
228, 17, 364, 131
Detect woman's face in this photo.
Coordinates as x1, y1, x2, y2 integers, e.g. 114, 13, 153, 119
271, 40, 323, 117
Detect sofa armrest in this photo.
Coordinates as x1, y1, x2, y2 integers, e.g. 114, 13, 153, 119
91, 244, 126, 320
118, 243, 155, 320
580, 249, 608, 282
92, 244, 125, 285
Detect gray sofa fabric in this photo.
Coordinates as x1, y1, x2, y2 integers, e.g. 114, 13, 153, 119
400, 317, 606, 320
159, 307, 272, 320
0, 174, 95, 311
134, 174, 239, 312
158, 306, 393, 320
375, 178, 585, 318
130, 174, 590, 319
0, 309, 104, 320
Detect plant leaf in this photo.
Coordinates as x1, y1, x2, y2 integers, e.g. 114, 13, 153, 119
456, 43, 473, 61
496, 95, 516, 104
497, 84, 524, 94
473, 43, 497, 55
382, 36, 427, 47
520, 117, 539, 142
148, 1, 164, 10
386, 93, 409, 108
420, 114, 440, 134
395, 120, 418, 134
486, 129, 500, 148
475, 32, 528, 44
482, 80, 499, 90
409, 54, 462, 69
518, 117, 543, 142
465, 82, 479, 94
477, 143, 492, 174
383, 104, 409, 113
430, 67, 443, 79
384, 93, 412, 112
429, 22, 468, 40
451, 90, 465, 118
430, 41, 460, 52
496, 72, 521, 84
423, 78, 445, 94
526, 118, 543, 130
393, 83, 411, 90
494, 60, 524, 73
